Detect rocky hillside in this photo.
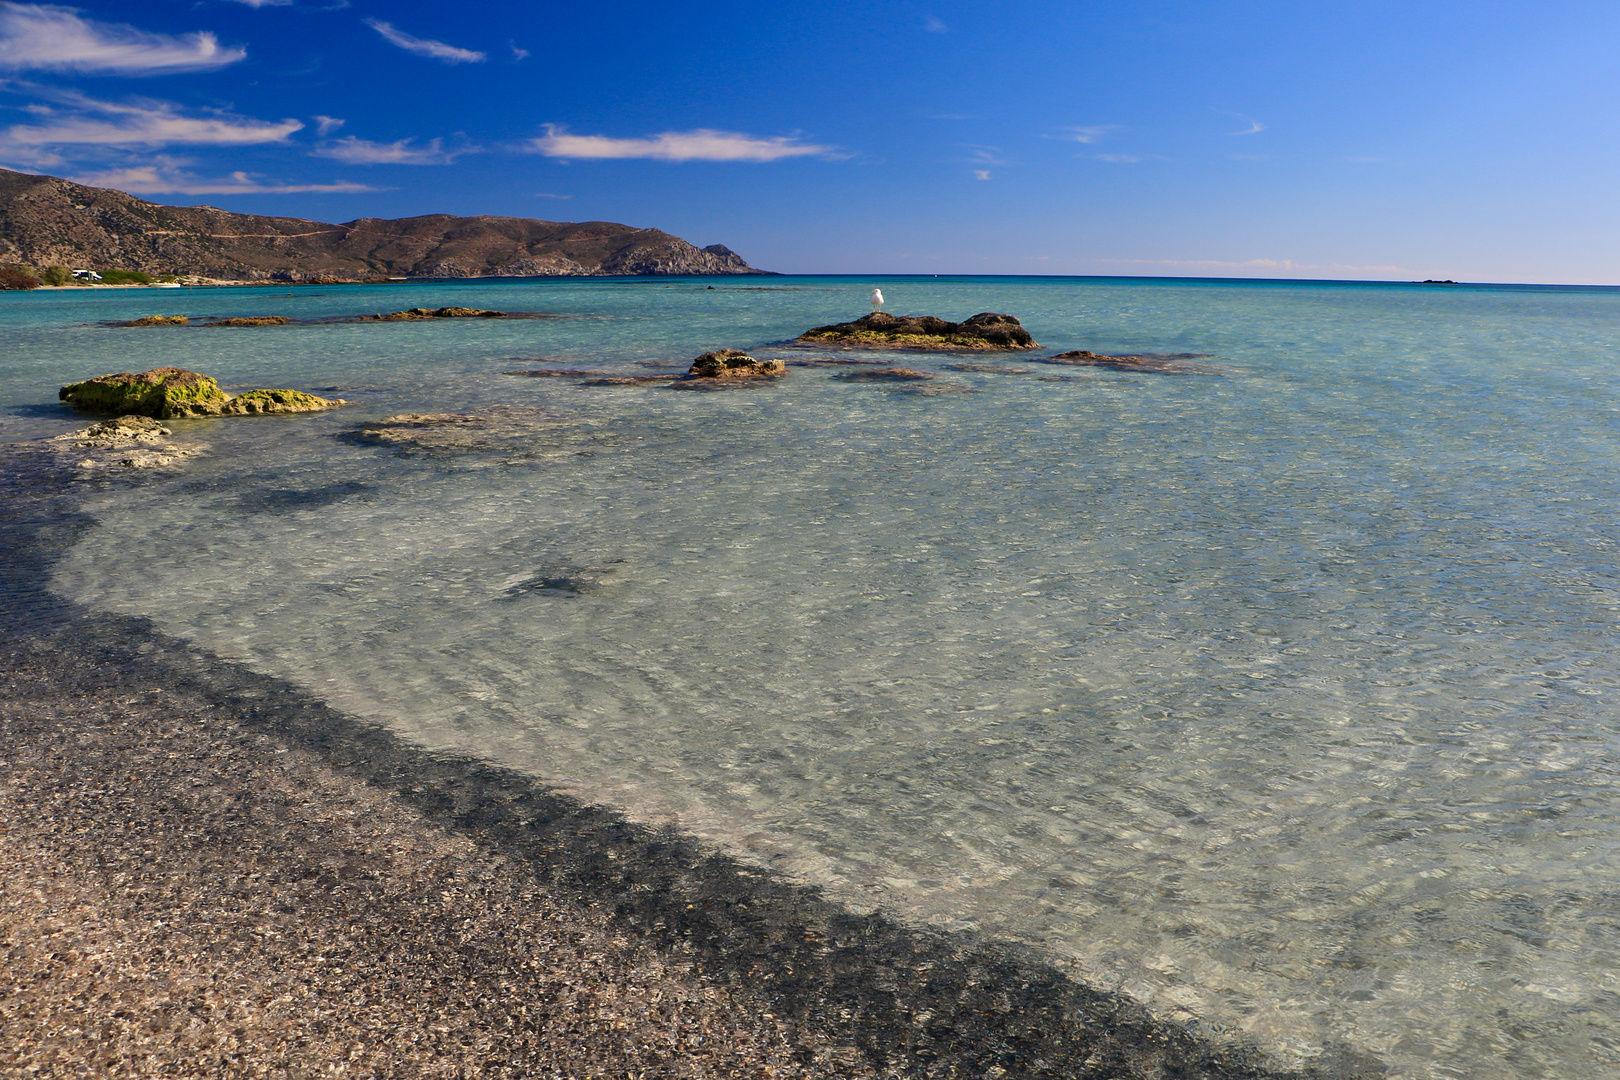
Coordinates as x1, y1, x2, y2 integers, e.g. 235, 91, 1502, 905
0, 168, 766, 280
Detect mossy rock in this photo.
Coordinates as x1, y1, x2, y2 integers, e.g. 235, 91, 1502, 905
219, 389, 346, 415
684, 349, 787, 379
206, 316, 291, 327
118, 315, 190, 327
59, 367, 229, 418
363, 306, 507, 321
798, 312, 1038, 350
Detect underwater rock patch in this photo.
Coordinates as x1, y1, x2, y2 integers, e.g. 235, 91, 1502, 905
1035, 351, 1221, 375
349, 406, 592, 457
357, 306, 507, 321
943, 363, 1031, 374
798, 311, 1038, 350
498, 560, 627, 600
14, 414, 206, 474
580, 374, 682, 387
830, 368, 934, 382
503, 369, 609, 378
785, 357, 892, 367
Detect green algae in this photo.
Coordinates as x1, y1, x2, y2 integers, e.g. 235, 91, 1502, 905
219, 389, 345, 415
59, 367, 229, 419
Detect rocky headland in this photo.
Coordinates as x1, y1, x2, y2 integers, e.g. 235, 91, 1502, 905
798, 312, 1038, 350
0, 167, 768, 281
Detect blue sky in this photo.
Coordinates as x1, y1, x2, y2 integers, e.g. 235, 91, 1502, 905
1, 1, 1618, 282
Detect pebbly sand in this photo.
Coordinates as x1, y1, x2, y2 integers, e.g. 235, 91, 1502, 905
0, 451, 1368, 1079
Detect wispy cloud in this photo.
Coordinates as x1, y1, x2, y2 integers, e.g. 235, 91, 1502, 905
924, 15, 947, 33
534, 192, 570, 199
313, 114, 344, 136
0, 2, 245, 74
1230, 119, 1265, 136
530, 125, 834, 162
364, 18, 484, 64
2, 93, 301, 147
223, 0, 292, 6
509, 40, 529, 61
972, 169, 990, 181
313, 135, 468, 165
1094, 153, 1142, 164
1060, 125, 1122, 144
71, 159, 374, 195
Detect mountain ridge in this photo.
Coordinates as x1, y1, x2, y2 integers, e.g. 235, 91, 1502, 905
0, 168, 768, 280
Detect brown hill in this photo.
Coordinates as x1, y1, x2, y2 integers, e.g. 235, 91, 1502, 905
0, 168, 766, 280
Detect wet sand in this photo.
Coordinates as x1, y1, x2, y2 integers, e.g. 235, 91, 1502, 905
0, 452, 1367, 1079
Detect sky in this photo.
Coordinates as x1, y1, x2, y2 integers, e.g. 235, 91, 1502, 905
1, 1, 1619, 283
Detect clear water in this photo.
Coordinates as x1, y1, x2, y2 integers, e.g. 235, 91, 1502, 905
8, 276, 1620, 1078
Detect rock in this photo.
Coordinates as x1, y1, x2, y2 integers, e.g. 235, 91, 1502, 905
116, 315, 189, 327
350, 406, 592, 459
830, 368, 934, 382
580, 374, 682, 386
1035, 351, 1221, 375
205, 316, 290, 327
785, 357, 892, 367
798, 312, 1038, 350
681, 350, 786, 380
359, 306, 507, 321
219, 389, 347, 415
59, 367, 230, 418
503, 368, 609, 378
18, 413, 205, 474
943, 363, 1030, 374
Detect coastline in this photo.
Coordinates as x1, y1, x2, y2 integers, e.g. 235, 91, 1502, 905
0, 452, 1375, 1080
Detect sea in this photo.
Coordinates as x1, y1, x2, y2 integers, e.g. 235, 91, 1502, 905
3, 275, 1617, 1079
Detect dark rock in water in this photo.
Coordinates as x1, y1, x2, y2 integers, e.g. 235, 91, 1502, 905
830, 368, 934, 382
499, 560, 626, 600
205, 316, 291, 327
60, 367, 230, 418
503, 368, 609, 378
890, 381, 976, 396
580, 374, 682, 387
357, 306, 507, 321
1035, 351, 1221, 375
798, 311, 1038, 350
673, 350, 787, 388
786, 357, 892, 367
349, 406, 596, 460
943, 363, 1030, 374
114, 314, 189, 327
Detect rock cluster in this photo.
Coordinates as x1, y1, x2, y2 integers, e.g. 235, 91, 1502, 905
359, 307, 507, 321
22, 414, 205, 472
59, 367, 346, 419
798, 312, 1038, 350
207, 316, 291, 327
684, 350, 786, 379
117, 315, 189, 327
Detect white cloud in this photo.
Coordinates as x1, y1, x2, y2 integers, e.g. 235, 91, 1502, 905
924, 15, 947, 33
1062, 125, 1122, 144
509, 40, 529, 61
71, 160, 374, 195
530, 125, 833, 162
313, 135, 466, 165
972, 169, 990, 181
534, 192, 570, 199
364, 18, 484, 64
314, 114, 344, 136
1094, 153, 1142, 164
2, 94, 301, 147
0, 3, 244, 74
223, 0, 292, 6
1230, 119, 1265, 136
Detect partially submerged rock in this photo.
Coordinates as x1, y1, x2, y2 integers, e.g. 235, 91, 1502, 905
358, 306, 507, 321
60, 367, 345, 418
580, 374, 682, 386
116, 315, 189, 327
1035, 351, 1220, 375
943, 363, 1030, 374
830, 368, 934, 382
219, 389, 347, 415
18, 413, 206, 474
60, 367, 230, 418
798, 312, 1038, 350
205, 316, 291, 327
671, 350, 787, 389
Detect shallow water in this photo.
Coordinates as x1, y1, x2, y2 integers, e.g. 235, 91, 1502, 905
8, 276, 1620, 1078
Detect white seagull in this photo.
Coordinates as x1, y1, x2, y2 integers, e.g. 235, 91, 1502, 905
870, 288, 885, 310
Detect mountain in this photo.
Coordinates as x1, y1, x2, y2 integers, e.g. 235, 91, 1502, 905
0, 168, 767, 280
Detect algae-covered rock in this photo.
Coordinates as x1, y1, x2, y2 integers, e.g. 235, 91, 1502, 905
219, 389, 346, 415
798, 312, 1038, 350
117, 315, 190, 327
59, 367, 229, 418
683, 349, 787, 379
206, 316, 291, 327
361, 306, 507, 321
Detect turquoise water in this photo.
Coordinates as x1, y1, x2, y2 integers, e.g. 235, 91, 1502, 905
7, 276, 1620, 1078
